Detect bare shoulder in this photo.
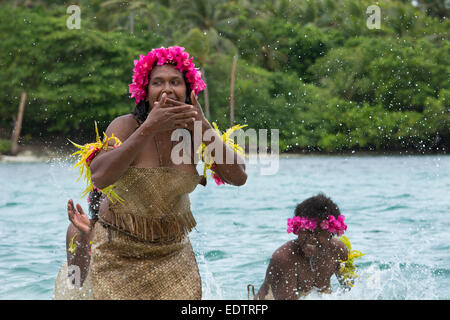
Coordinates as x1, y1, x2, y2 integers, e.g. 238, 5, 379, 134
265, 241, 299, 300
104, 114, 139, 142
271, 241, 296, 265
264, 243, 290, 284
331, 237, 349, 261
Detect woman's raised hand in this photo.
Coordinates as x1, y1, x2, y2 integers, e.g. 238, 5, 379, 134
189, 91, 206, 123
143, 92, 198, 133
67, 199, 92, 235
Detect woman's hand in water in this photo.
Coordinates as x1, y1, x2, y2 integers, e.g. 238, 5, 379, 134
143, 92, 198, 134
67, 199, 92, 235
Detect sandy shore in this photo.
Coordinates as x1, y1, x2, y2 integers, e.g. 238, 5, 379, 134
1, 143, 446, 164
0, 144, 73, 163
0, 150, 56, 163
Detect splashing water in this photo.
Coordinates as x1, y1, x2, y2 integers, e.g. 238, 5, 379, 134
303, 261, 441, 300
0, 155, 449, 299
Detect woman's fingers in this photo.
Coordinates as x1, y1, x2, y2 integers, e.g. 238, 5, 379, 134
159, 92, 167, 105
154, 92, 167, 109
174, 122, 190, 129
164, 97, 184, 106
191, 91, 199, 107
166, 105, 194, 114
170, 111, 197, 119
76, 203, 86, 216
174, 118, 196, 128
171, 113, 196, 124
190, 91, 204, 117
68, 199, 87, 220
68, 199, 76, 216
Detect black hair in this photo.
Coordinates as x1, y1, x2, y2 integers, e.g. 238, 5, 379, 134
88, 189, 102, 221
131, 64, 193, 125
294, 193, 341, 221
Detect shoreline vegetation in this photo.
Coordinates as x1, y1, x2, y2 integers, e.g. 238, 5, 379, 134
0, 1, 448, 156
0, 139, 447, 164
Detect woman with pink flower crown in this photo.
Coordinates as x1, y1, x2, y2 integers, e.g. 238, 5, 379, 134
53, 46, 247, 300
254, 193, 349, 300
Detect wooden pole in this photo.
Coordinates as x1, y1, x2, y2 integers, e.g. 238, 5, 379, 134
201, 68, 210, 119
129, 10, 134, 34
230, 54, 238, 126
11, 91, 26, 155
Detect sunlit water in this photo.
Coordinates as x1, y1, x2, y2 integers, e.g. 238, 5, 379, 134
0, 155, 449, 300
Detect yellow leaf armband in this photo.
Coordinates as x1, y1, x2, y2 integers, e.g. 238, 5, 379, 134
69, 121, 124, 204
68, 233, 78, 254
337, 235, 365, 288
195, 121, 247, 185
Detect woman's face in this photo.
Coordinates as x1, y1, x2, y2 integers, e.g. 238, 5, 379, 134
298, 230, 332, 257
146, 64, 187, 106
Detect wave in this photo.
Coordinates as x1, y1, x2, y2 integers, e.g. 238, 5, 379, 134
310, 261, 448, 300
0, 202, 23, 208
204, 250, 228, 261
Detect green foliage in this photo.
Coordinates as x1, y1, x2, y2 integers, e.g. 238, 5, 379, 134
0, 0, 448, 152
0, 6, 162, 137
236, 18, 329, 80
310, 37, 448, 112
179, 28, 210, 65
415, 0, 449, 20
0, 139, 11, 154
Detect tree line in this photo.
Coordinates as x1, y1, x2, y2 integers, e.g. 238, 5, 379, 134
0, 0, 448, 152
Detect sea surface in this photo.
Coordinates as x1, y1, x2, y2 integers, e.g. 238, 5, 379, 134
0, 155, 449, 300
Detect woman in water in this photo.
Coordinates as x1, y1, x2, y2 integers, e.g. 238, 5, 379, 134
254, 194, 349, 300
53, 190, 101, 299
53, 46, 247, 300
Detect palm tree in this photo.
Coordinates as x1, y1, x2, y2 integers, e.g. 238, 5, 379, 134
99, 0, 153, 34
9, 0, 45, 8
177, 0, 242, 122
179, 28, 212, 118
176, 0, 237, 53
416, 0, 448, 20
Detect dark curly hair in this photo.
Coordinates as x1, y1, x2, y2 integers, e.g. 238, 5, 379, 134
131, 66, 193, 125
88, 189, 102, 221
295, 193, 341, 221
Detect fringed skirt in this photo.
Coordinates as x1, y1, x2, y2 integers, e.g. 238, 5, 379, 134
53, 222, 202, 300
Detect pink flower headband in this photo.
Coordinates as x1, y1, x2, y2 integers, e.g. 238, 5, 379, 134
287, 215, 347, 236
128, 46, 207, 104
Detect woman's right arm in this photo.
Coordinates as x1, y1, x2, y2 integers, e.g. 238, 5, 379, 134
90, 93, 198, 188
90, 115, 152, 189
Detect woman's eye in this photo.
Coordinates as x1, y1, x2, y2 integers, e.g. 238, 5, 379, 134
171, 80, 180, 85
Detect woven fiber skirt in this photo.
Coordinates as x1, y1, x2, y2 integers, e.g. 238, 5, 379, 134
90, 222, 202, 300
53, 261, 94, 300
54, 223, 202, 300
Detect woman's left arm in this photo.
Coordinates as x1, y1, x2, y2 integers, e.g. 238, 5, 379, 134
185, 91, 247, 186
199, 118, 247, 186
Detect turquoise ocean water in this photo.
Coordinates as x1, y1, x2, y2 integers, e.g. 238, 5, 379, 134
0, 155, 449, 300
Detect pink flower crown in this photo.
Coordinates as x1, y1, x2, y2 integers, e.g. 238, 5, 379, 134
128, 46, 207, 104
287, 215, 347, 236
